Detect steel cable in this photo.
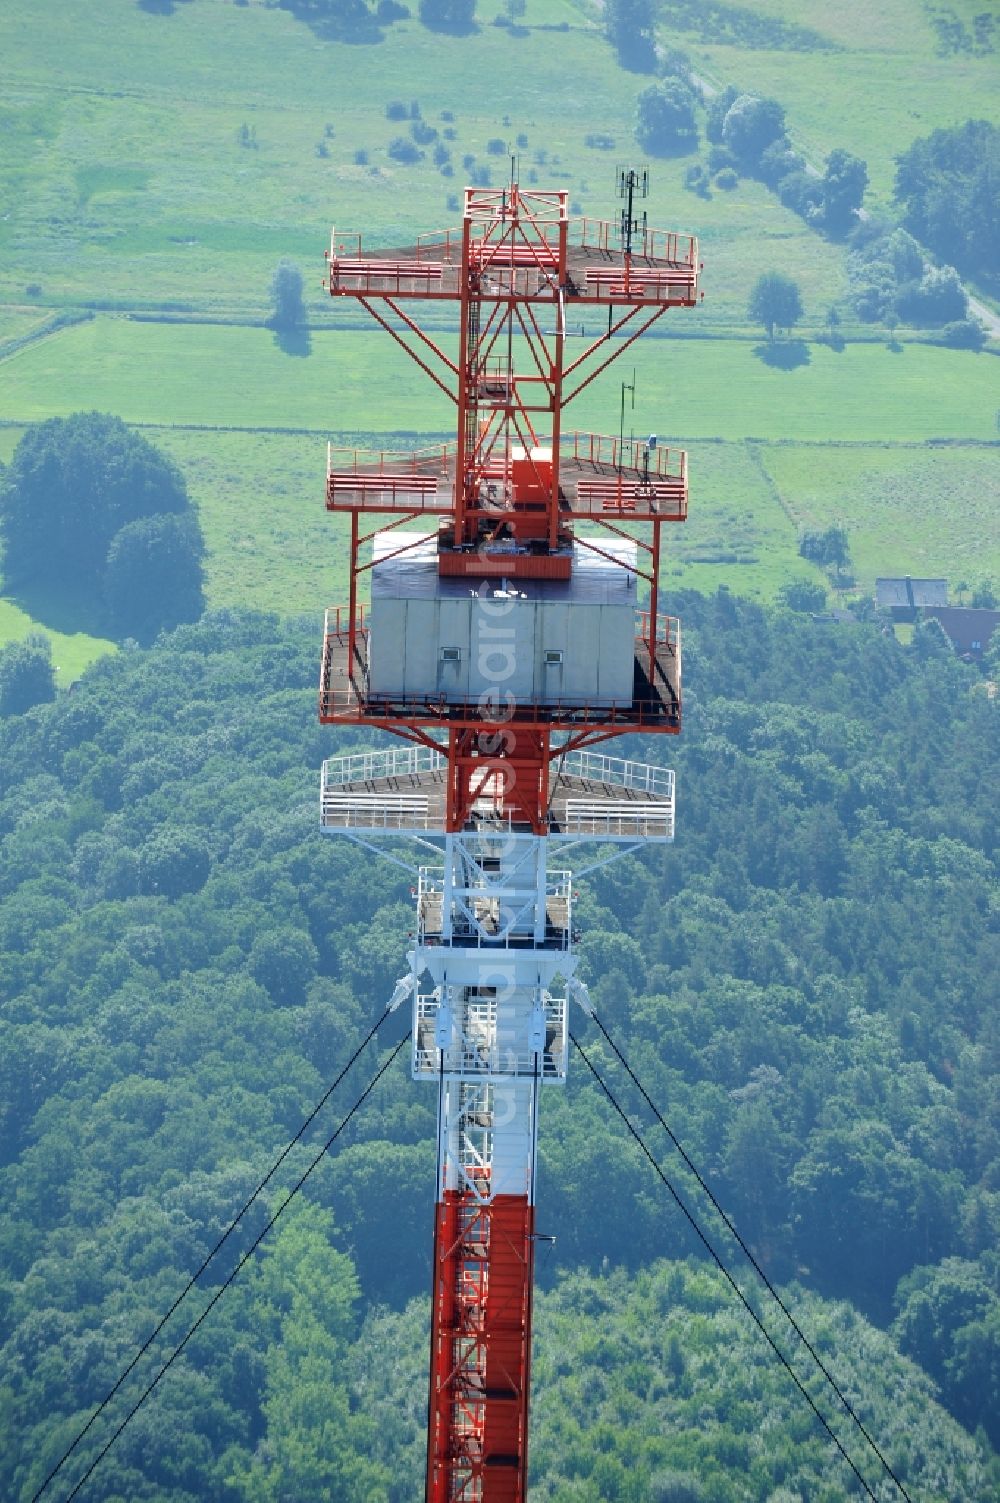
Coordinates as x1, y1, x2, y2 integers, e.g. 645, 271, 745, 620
572, 1031, 902, 1503
31, 1024, 406, 1503
588, 1011, 913, 1500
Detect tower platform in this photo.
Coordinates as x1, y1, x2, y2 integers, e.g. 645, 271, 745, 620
320, 746, 674, 841
326, 216, 700, 306
319, 615, 680, 733
325, 433, 688, 523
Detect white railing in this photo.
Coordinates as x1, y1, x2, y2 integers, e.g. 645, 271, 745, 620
413, 994, 567, 1082
322, 745, 446, 789
320, 748, 446, 831
557, 750, 674, 798
417, 864, 571, 947
562, 799, 674, 841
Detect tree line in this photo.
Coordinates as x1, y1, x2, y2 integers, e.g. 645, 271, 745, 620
0, 588, 996, 1498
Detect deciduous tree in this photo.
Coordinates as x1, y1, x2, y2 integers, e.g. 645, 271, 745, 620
418, 0, 475, 31
748, 270, 803, 340
104, 511, 205, 643
721, 94, 786, 167
604, 0, 655, 68
822, 148, 868, 233
0, 633, 56, 717
635, 79, 700, 155
0, 412, 188, 589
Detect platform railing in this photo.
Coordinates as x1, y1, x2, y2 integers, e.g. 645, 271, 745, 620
414, 225, 461, 261
413, 993, 568, 1081
417, 865, 571, 948
322, 745, 446, 792
570, 218, 698, 266
556, 750, 674, 798
327, 440, 455, 479
323, 604, 367, 638
561, 800, 674, 840
562, 431, 686, 481
636, 610, 679, 650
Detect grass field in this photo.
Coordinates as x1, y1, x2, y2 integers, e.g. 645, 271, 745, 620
653, 0, 999, 203
0, 597, 115, 682
0, 0, 861, 328
759, 441, 1000, 589
152, 428, 352, 616
1, 313, 995, 640
0, 0, 997, 667
1, 316, 996, 441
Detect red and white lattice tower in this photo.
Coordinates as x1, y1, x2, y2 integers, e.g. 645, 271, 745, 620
317, 177, 700, 1503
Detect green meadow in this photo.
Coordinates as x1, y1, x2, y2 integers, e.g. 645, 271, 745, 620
654, 0, 999, 204
759, 441, 1000, 588
0, 0, 997, 667
2, 316, 996, 441
0, 596, 115, 682
0, 0, 864, 327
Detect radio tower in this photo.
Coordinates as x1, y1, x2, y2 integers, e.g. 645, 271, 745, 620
318, 173, 700, 1502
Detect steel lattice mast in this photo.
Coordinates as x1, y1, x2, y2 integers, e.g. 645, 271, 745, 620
317, 178, 700, 1502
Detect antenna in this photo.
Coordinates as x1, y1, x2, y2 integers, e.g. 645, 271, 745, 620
617, 165, 649, 259
619, 368, 636, 469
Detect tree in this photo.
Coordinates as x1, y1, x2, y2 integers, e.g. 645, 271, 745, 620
269, 259, 306, 330
822, 148, 868, 233
748, 271, 803, 340
635, 79, 699, 155
137, 827, 211, 898
894, 263, 968, 324
777, 169, 825, 221
705, 84, 738, 144
0, 633, 56, 717
895, 119, 1000, 278
104, 511, 205, 643
758, 138, 804, 187
250, 926, 320, 1005
799, 525, 850, 572
721, 94, 786, 168
778, 577, 827, 613
0, 412, 188, 591
604, 0, 655, 67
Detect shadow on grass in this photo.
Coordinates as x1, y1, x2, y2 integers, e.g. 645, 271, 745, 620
272, 324, 312, 358
279, 0, 388, 43
421, 17, 480, 36
9, 578, 111, 642
752, 339, 811, 370
138, 0, 194, 12
887, 338, 904, 354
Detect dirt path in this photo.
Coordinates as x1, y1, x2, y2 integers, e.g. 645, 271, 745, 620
968, 295, 1000, 338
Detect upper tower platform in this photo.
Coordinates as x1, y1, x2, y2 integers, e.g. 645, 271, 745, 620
321, 177, 693, 832
325, 190, 700, 307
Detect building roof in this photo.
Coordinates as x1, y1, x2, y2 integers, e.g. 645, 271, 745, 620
876, 577, 948, 608
921, 606, 1000, 655
371, 533, 637, 604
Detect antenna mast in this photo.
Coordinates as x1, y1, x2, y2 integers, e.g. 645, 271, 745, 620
318, 169, 701, 1502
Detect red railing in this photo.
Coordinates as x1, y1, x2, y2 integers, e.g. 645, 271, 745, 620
323, 604, 367, 637
415, 225, 461, 262
571, 218, 698, 267
563, 431, 686, 482
327, 441, 455, 479
637, 608, 677, 649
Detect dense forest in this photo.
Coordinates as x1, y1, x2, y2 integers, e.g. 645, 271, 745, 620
0, 595, 997, 1501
